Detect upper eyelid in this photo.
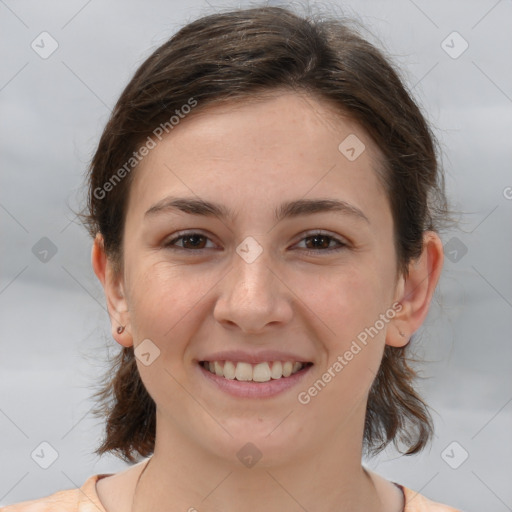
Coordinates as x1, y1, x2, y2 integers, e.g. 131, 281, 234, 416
165, 230, 348, 248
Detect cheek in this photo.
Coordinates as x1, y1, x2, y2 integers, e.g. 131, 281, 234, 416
127, 261, 211, 340
127, 263, 212, 401
296, 271, 389, 416
299, 264, 391, 383
300, 263, 389, 335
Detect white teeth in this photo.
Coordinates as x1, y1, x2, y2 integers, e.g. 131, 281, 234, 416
282, 361, 293, 377
270, 361, 283, 379
214, 361, 223, 376
202, 360, 308, 381
235, 362, 253, 381
223, 361, 236, 380
253, 362, 271, 382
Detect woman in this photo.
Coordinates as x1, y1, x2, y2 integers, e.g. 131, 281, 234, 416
4, 5, 460, 511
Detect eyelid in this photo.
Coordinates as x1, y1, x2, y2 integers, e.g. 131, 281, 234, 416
297, 229, 349, 244
293, 229, 349, 252
164, 229, 349, 254
164, 230, 218, 250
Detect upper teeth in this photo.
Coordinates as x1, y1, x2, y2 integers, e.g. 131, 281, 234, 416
203, 361, 305, 382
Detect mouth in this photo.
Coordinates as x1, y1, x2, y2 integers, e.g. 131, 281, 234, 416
197, 360, 314, 398
199, 360, 313, 381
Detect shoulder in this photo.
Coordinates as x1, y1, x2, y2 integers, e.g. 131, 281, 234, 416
402, 486, 462, 512
1, 473, 107, 512
1, 488, 80, 511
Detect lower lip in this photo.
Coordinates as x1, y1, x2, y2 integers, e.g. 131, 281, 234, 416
197, 362, 313, 399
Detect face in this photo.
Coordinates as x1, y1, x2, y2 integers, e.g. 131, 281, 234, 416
110, 91, 407, 465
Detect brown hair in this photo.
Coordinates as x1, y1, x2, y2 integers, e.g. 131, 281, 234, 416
81, 5, 449, 463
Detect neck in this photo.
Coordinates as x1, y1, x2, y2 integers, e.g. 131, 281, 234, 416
131, 406, 389, 512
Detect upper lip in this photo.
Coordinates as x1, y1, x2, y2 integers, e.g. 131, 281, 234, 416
196, 350, 314, 365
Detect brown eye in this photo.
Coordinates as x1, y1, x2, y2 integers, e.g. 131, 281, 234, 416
165, 232, 213, 250
296, 231, 347, 254
164, 230, 347, 255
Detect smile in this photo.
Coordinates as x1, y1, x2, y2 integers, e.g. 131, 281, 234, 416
200, 360, 313, 382
197, 359, 314, 399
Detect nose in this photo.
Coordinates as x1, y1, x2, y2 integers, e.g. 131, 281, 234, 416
213, 247, 293, 333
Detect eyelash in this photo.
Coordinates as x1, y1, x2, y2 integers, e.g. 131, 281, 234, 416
164, 230, 348, 255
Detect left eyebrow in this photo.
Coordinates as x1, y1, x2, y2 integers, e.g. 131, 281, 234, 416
144, 196, 370, 224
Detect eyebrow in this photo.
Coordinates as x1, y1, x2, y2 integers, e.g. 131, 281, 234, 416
144, 196, 370, 224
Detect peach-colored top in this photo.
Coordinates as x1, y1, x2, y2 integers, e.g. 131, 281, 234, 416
2, 471, 461, 512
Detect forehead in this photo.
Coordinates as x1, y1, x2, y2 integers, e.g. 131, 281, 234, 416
126, 91, 390, 228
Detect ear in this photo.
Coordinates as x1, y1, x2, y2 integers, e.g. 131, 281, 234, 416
386, 231, 444, 347
91, 233, 133, 347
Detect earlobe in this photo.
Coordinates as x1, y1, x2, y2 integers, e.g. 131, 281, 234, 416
386, 231, 444, 348
91, 233, 133, 348
387, 323, 410, 349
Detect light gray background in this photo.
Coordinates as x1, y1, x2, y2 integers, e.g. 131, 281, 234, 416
1, 1, 511, 510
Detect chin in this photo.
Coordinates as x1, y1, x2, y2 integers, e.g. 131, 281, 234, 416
207, 423, 306, 468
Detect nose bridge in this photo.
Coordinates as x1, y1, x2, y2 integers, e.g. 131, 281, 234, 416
230, 242, 276, 305
214, 239, 291, 331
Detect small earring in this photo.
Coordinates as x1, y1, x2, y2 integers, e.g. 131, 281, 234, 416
117, 325, 125, 334
398, 329, 405, 337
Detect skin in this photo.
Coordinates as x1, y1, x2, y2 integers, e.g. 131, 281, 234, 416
92, 90, 443, 512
